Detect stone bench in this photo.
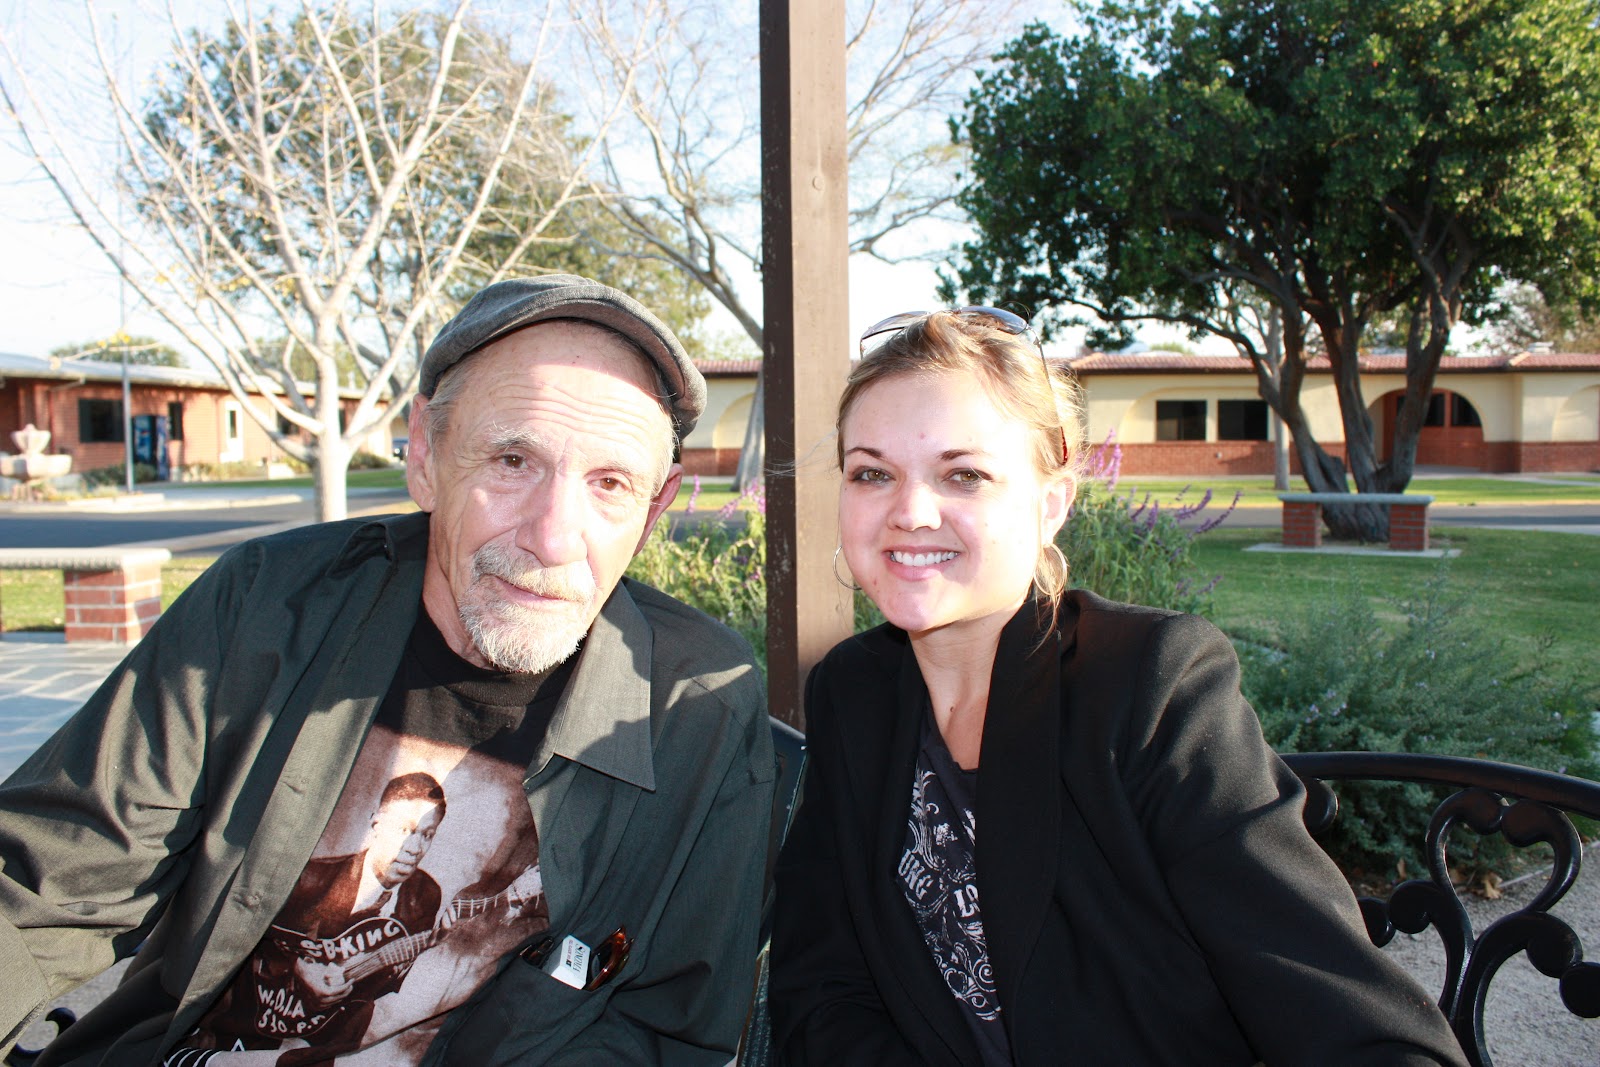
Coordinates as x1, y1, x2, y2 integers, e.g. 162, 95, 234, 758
1277, 492, 1436, 550
0, 548, 171, 645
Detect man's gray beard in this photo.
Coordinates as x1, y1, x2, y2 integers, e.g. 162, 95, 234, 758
459, 543, 597, 674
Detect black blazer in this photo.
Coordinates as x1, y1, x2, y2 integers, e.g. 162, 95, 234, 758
770, 591, 1467, 1066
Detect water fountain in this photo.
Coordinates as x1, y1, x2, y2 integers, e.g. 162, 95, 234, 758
0, 424, 73, 495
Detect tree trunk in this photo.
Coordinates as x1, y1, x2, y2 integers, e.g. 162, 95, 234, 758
1272, 409, 1290, 492
314, 360, 349, 523
1266, 307, 1289, 491
1312, 309, 1390, 541
733, 372, 766, 493
315, 431, 350, 523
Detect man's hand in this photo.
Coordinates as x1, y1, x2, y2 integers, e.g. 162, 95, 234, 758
293, 957, 354, 1011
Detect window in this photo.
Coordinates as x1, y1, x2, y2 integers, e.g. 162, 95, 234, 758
78, 398, 123, 443
227, 406, 241, 441
1217, 399, 1269, 441
167, 401, 185, 441
1156, 400, 1207, 441
1423, 393, 1448, 427
1451, 394, 1481, 428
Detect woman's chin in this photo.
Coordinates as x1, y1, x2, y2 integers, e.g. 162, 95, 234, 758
870, 595, 948, 636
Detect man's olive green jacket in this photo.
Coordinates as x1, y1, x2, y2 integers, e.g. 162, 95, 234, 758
0, 512, 773, 1065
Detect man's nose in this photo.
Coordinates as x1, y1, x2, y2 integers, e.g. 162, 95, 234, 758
889, 479, 942, 531
519, 474, 588, 566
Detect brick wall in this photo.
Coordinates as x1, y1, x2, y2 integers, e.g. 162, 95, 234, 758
681, 446, 740, 477
1114, 441, 1354, 476
1116, 438, 1597, 476
1502, 441, 1600, 473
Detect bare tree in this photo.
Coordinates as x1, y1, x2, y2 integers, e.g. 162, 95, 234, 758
572, 0, 1023, 488
0, 0, 639, 520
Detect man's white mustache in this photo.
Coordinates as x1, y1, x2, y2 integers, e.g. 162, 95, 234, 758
472, 543, 595, 602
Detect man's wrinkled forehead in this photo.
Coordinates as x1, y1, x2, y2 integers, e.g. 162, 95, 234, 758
446, 320, 670, 414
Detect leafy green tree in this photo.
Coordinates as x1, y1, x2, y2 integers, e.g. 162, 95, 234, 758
50, 334, 186, 368
950, 0, 1600, 539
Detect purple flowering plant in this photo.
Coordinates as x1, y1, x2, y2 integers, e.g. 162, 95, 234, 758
1061, 433, 1237, 614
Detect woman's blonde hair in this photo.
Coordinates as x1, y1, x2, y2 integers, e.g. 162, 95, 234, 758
837, 310, 1086, 606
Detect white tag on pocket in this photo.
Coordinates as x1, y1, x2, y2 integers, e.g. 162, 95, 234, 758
541, 934, 592, 989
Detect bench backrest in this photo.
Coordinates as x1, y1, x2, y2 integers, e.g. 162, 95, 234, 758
1282, 751, 1600, 1067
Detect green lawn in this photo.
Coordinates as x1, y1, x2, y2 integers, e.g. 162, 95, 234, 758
1193, 526, 1600, 677
1, 557, 215, 632
6, 527, 1594, 682
162, 468, 408, 492
1118, 476, 1600, 506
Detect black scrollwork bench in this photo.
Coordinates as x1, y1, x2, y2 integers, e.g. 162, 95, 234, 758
1282, 751, 1600, 1067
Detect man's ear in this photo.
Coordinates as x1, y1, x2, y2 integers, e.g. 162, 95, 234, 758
635, 464, 684, 554
406, 400, 437, 513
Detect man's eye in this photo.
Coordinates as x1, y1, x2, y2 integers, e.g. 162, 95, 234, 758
596, 476, 629, 494
498, 454, 524, 469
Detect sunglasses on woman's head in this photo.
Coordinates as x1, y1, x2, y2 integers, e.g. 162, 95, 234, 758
858, 306, 1032, 354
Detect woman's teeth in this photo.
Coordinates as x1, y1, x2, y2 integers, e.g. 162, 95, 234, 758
889, 551, 957, 567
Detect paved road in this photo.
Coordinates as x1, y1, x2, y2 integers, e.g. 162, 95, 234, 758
0, 487, 415, 555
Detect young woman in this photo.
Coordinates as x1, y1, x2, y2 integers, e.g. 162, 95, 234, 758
768, 309, 1467, 1066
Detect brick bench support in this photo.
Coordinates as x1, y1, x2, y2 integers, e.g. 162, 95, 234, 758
0, 548, 172, 644
1276, 493, 1436, 550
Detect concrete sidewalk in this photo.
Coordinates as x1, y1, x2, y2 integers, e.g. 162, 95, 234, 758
0, 634, 126, 781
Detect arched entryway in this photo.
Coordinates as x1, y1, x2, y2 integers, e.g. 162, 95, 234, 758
1373, 389, 1486, 468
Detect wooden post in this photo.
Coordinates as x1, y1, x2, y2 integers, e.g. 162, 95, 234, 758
760, 0, 854, 730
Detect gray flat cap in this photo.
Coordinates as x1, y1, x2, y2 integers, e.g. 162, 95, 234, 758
419, 275, 706, 437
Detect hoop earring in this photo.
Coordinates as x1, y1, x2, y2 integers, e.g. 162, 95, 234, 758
832, 546, 861, 591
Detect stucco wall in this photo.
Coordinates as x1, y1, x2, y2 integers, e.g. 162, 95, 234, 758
1076, 363, 1600, 474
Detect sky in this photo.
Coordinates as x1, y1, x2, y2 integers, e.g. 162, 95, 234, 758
0, 1, 1100, 363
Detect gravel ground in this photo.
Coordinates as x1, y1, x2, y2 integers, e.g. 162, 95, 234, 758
1380, 841, 1600, 1066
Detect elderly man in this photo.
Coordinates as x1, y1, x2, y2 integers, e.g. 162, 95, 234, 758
0, 277, 774, 1066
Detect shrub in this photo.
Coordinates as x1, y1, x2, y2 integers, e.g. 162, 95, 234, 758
348, 450, 390, 471
179, 461, 272, 481
1060, 437, 1235, 615
80, 463, 159, 488
626, 479, 767, 674
1240, 567, 1599, 885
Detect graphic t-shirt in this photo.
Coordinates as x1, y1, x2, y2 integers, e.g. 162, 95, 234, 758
172, 611, 571, 1066
898, 706, 1013, 1067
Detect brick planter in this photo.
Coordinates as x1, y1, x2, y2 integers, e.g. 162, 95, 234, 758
0, 548, 171, 644
1276, 493, 1435, 551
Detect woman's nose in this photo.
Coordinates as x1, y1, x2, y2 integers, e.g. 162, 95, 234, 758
889, 479, 941, 531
